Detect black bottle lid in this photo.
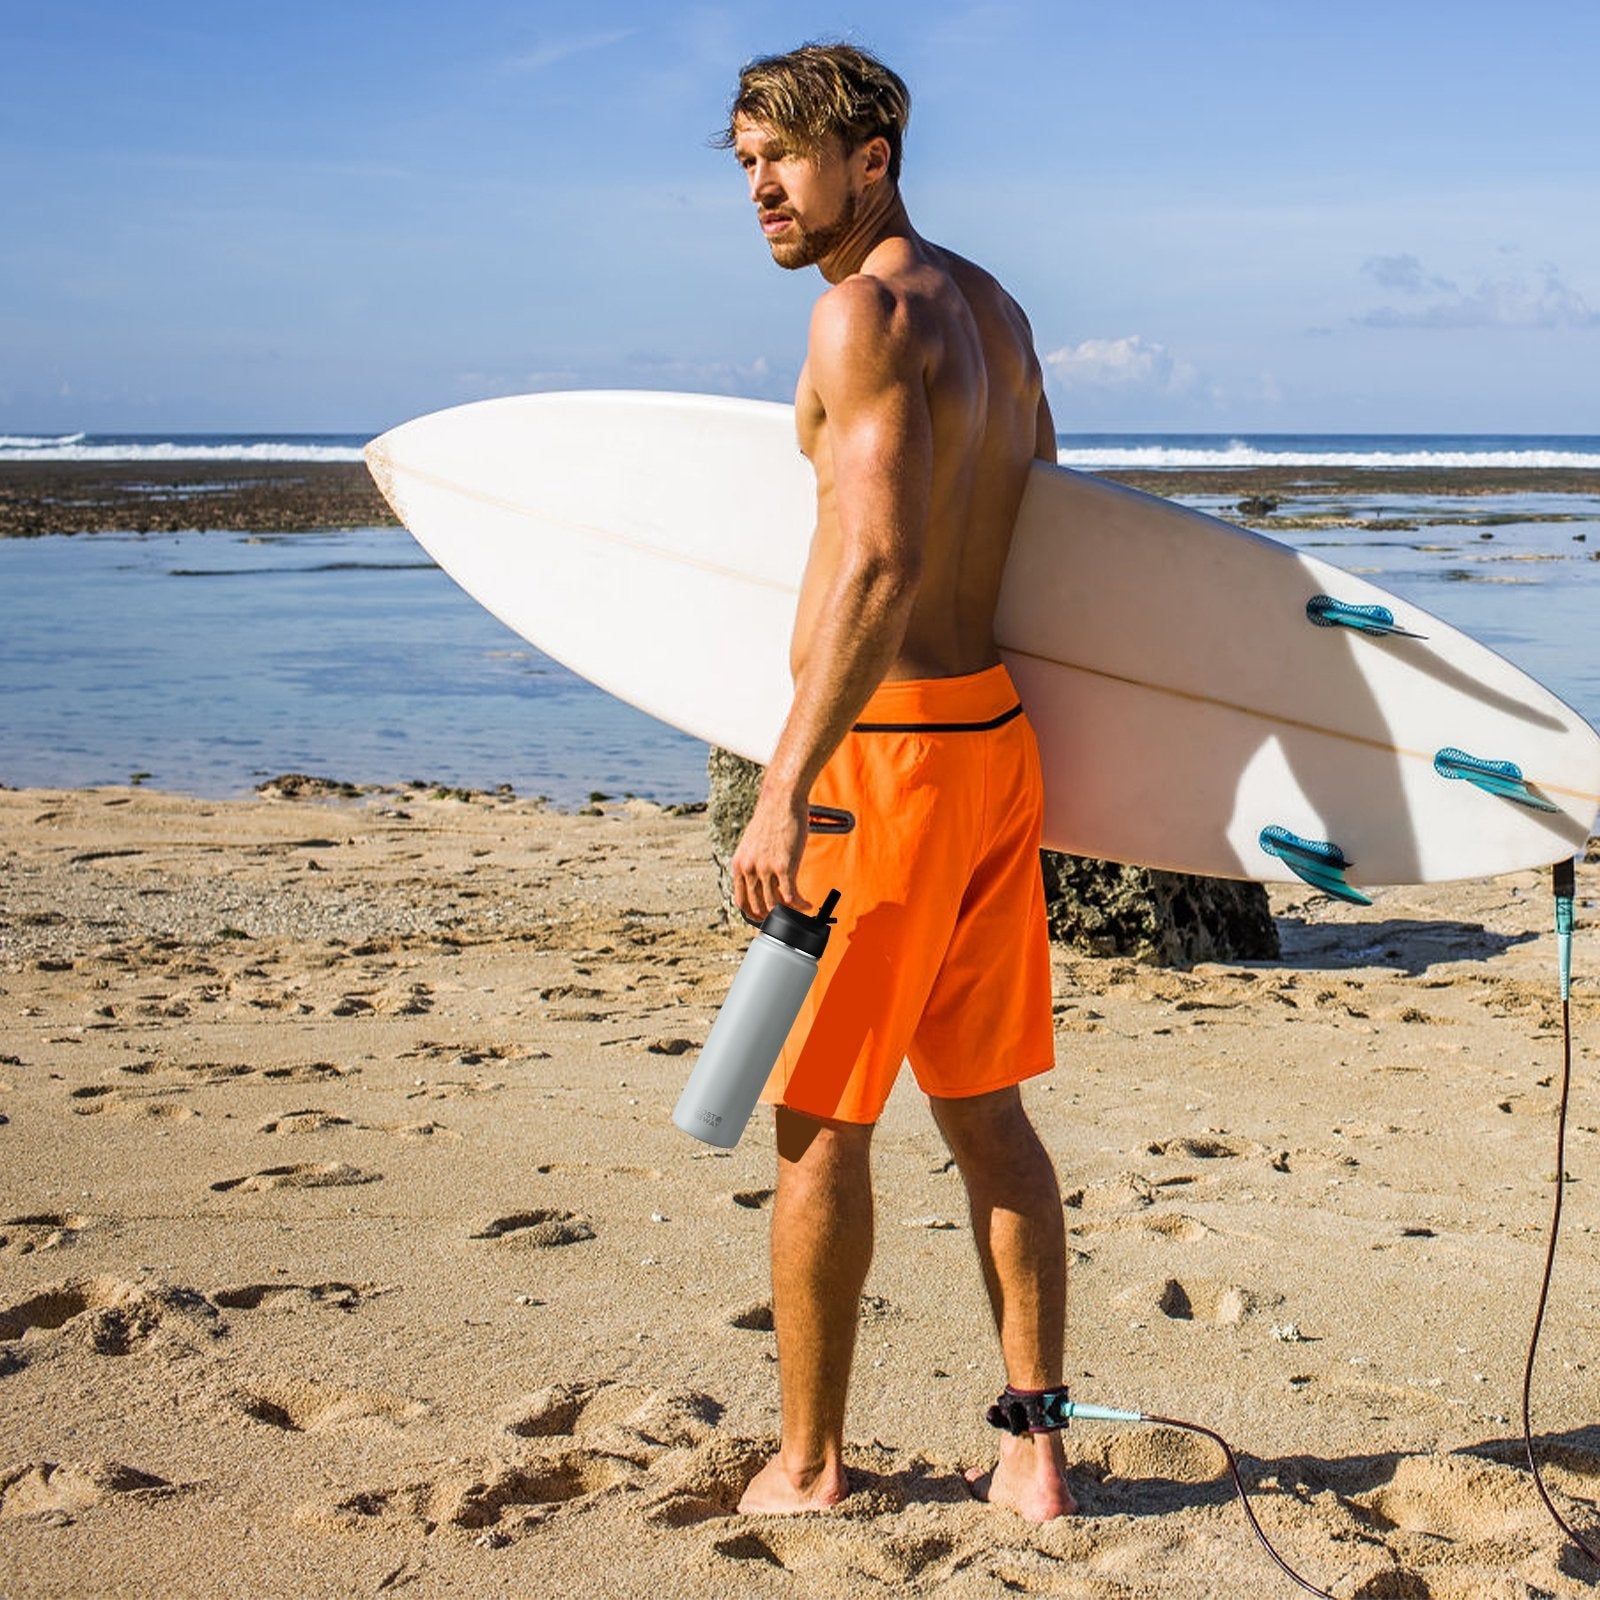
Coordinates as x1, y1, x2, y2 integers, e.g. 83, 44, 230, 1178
760, 888, 841, 959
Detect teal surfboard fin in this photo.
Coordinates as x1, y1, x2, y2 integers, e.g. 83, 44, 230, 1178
1434, 747, 1560, 812
1306, 594, 1425, 639
1259, 825, 1373, 906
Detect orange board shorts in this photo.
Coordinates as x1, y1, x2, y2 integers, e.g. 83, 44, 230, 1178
761, 663, 1055, 1125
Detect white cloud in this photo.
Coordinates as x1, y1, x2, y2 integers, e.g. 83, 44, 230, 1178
499, 29, 637, 76
1357, 257, 1600, 330
1043, 335, 1197, 395
1361, 253, 1457, 295
622, 351, 780, 397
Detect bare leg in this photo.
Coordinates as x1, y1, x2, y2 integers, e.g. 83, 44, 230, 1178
929, 1084, 1077, 1521
738, 1106, 875, 1514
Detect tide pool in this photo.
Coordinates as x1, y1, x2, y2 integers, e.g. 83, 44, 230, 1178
0, 525, 710, 803
2, 492, 1596, 804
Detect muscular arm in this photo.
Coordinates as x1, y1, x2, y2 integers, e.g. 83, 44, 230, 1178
731, 279, 932, 921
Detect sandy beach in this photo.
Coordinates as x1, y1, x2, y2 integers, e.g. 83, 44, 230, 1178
2, 782, 1596, 1598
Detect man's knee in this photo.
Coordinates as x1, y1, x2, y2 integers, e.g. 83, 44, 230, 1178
776, 1105, 875, 1172
928, 1084, 1032, 1160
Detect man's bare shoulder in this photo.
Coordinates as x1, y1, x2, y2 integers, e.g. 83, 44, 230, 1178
807, 273, 919, 389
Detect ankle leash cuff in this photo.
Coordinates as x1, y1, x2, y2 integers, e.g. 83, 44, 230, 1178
985, 1384, 1072, 1435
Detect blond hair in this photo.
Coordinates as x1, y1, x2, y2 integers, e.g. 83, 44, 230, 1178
718, 43, 911, 183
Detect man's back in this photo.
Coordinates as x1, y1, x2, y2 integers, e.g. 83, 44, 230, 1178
792, 236, 1047, 682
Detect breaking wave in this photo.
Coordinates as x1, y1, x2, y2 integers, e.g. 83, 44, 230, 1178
1057, 438, 1600, 470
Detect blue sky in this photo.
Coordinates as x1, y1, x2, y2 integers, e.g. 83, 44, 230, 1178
4, 0, 1598, 434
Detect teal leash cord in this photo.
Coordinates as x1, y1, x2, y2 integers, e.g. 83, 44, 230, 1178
1521, 856, 1599, 1568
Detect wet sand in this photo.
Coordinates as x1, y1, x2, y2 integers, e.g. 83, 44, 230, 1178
0, 463, 393, 539
4, 461, 1599, 539
2, 784, 1597, 1598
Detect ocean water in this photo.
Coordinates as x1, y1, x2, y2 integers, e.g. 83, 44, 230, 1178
0, 526, 710, 803
1, 431, 1597, 803
4, 428, 1600, 469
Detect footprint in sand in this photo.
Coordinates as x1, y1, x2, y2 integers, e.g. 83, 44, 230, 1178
406, 1078, 505, 1102
1348, 1452, 1552, 1544
708, 1527, 957, 1585
1224, 1447, 1589, 1598
255, 1109, 450, 1141
211, 1281, 377, 1313
499, 1381, 723, 1450
468, 1210, 596, 1247
262, 1062, 353, 1084
640, 1436, 773, 1528
123, 1060, 353, 1088
222, 1376, 429, 1434
300, 1452, 640, 1538
0, 1460, 180, 1525
0, 1212, 93, 1256
1069, 1212, 1216, 1244
1062, 1173, 1156, 1214
538, 982, 624, 1023
331, 984, 434, 1018
734, 1291, 916, 1332
1147, 1133, 1261, 1160
258, 1109, 355, 1135
676, 1447, 969, 1584
0, 1277, 224, 1356
68, 1080, 201, 1121
209, 1162, 379, 1194
400, 1040, 532, 1067
118, 1060, 252, 1084
445, 1455, 640, 1529
1089, 1425, 1224, 1493
367, 1118, 458, 1141
1116, 1276, 1277, 1325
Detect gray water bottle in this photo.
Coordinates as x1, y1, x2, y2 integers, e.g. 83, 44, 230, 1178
672, 889, 841, 1148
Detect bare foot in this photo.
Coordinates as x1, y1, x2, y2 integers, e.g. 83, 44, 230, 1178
737, 1453, 849, 1515
965, 1432, 1078, 1522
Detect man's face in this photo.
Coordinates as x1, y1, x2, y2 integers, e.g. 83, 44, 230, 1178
732, 115, 858, 271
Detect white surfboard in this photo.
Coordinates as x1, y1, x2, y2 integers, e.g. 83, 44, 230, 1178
365, 391, 1600, 898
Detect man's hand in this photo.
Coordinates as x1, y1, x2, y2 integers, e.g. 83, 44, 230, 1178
731, 785, 814, 924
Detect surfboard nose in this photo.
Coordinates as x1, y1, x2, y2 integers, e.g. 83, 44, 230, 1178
363, 435, 403, 521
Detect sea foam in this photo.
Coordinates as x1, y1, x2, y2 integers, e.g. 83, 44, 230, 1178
0, 432, 89, 450
0, 439, 365, 464
1056, 440, 1600, 471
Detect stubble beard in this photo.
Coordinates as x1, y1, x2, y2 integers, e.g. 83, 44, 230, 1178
766, 186, 858, 271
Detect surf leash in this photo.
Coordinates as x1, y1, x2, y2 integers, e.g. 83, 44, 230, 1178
987, 1387, 1338, 1597
988, 857, 1594, 1593
1521, 855, 1600, 1567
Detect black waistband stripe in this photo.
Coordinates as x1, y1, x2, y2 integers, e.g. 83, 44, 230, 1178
850, 702, 1025, 735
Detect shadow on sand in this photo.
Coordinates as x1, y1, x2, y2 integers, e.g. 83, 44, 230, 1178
1270, 915, 1541, 976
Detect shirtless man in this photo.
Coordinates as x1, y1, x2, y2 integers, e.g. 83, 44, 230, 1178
721, 44, 1075, 1523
